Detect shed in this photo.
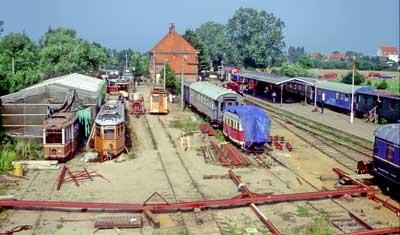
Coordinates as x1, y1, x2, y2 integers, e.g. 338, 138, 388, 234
0, 73, 105, 138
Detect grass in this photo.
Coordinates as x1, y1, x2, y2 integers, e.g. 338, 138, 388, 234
0, 135, 43, 173
293, 207, 333, 235
169, 114, 204, 135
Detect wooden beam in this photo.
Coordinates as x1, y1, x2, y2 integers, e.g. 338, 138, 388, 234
2, 125, 43, 127
1, 114, 46, 116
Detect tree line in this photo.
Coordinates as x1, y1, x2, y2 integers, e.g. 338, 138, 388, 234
183, 8, 286, 71
0, 26, 149, 96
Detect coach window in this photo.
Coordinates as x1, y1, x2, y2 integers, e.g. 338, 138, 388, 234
344, 94, 349, 102
389, 100, 395, 111
96, 125, 102, 137
386, 145, 394, 162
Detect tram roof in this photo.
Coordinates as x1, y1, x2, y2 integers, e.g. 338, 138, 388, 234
374, 124, 400, 146
189, 82, 239, 100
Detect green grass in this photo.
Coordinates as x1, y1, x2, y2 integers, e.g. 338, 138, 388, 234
365, 77, 400, 94
169, 114, 205, 135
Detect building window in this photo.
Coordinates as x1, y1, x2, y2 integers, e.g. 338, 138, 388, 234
45, 129, 62, 144
386, 145, 394, 162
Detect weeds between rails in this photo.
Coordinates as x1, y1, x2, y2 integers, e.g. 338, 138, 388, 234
157, 117, 224, 234
244, 95, 373, 157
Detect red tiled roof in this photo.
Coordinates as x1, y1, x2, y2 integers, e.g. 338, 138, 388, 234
379, 45, 398, 55
150, 26, 198, 54
329, 52, 345, 61
310, 52, 321, 58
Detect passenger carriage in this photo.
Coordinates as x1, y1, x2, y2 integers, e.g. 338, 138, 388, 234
184, 82, 244, 125
43, 112, 79, 160
223, 105, 271, 153
149, 87, 168, 114
106, 75, 119, 93
94, 99, 125, 160
370, 124, 400, 195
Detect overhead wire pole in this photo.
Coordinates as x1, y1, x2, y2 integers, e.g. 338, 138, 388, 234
181, 55, 187, 111
350, 56, 356, 124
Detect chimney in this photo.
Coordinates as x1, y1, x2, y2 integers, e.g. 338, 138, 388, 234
169, 23, 175, 33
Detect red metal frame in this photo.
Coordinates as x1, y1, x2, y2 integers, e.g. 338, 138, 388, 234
1, 168, 398, 235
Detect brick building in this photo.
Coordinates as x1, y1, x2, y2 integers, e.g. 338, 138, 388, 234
149, 24, 199, 82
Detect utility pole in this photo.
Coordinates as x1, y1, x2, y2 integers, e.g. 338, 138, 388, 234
314, 69, 318, 108
163, 59, 167, 91
350, 57, 355, 124
181, 55, 187, 111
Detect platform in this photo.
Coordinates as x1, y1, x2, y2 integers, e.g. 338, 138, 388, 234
246, 95, 379, 142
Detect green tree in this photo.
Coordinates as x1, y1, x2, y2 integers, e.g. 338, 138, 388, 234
298, 55, 313, 69
341, 71, 365, 85
39, 28, 106, 78
272, 63, 309, 77
0, 20, 4, 36
195, 21, 240, 67
131, 52, 149, 76
183, 29, 211, 72
227, 8, 285, 68
375, 80, 388, 90
288, 46, 306, 63
160, 64, 179, 93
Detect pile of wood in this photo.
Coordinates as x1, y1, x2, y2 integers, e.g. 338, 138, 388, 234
12, 160, 60, 170
200, 124, 216, 136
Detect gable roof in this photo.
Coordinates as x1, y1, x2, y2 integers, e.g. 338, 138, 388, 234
329, 52, 345, 61
150, 26, 198, 54
379, 45, 398, 55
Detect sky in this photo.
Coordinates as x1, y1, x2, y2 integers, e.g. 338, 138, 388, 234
0, 0, 399, 55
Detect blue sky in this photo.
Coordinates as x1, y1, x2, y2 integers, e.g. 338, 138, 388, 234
1, 0, 398, 55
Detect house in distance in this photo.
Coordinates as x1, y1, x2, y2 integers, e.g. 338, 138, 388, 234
149, 23, 199, 83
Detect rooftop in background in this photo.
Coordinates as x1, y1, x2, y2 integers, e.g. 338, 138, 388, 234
378, 45, 398, 55
329, 52, 345, 61
149, 23, 198, 54
374, 124, 400, 145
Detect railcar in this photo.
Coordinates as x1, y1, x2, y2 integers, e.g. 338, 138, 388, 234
106, 75, 118, 93
355, 88, 400, 123
223, 105, 271, 152
43, 112, 79, 160
370, 124, 400, 195
94, 99, 125, 161
149, 87, 168, 114
184, 82, 244, 125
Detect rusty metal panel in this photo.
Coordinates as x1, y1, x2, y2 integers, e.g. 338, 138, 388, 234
94, 216, 143, 229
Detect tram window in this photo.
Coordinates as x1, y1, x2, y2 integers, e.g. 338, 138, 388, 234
96, 125, 102, 137
45, 130, 62, 144
152, 95, 159, 103
386, 145, 394, 162
104, 128, 115, 139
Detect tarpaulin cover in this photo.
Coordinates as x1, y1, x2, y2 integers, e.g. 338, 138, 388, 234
224, 105, 271, 143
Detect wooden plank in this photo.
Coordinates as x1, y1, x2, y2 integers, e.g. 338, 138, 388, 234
2, 125, 43, 127
143, 210, 160, 228
1, 114, 47, 116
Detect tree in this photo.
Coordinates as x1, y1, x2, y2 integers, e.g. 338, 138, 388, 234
183, 29, 211, 72
288, 46, 305, 63
375, 80, 388, 90
160, 64, 179, 93
195, 21, 240, 67
0, 20, 4, 36
39, 27, 106, 78
131, 52, 149, 76
227, 8, 285, 68
298, 55, 313, 69
272, 63, 309, 77
341, 71, 365, 85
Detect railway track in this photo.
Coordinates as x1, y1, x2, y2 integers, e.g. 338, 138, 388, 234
244, 94, 372, 170
143, 114, 223, 234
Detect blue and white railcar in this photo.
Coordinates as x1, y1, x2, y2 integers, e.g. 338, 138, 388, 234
184, 82, 243, 125
372, 124, 400, 194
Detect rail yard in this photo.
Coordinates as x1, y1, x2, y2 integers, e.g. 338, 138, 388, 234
0, 79, 398, 235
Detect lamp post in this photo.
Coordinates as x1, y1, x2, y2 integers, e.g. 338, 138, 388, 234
163, 59, 168, 91
181, 55, 187, 111
350, 57, 355, 124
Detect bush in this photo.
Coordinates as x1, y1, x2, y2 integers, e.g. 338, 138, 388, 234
0, 150, 17, 173
375, 80, 388, 90
341, 71, 365, 85
274, 63, 309, 77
